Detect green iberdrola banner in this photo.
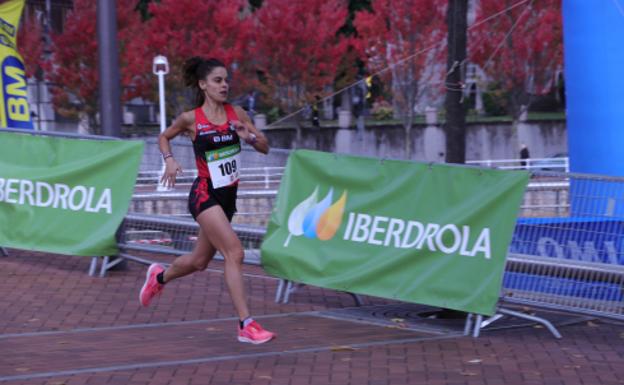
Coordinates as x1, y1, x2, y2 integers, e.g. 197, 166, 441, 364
0, 132, 143, 256
261, 150, 529, 315
0, 0, 33, 129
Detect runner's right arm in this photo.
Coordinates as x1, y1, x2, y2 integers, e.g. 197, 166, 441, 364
159, 111, 195, 188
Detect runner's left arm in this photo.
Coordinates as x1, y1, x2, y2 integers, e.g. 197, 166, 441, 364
233, 106, 270, 155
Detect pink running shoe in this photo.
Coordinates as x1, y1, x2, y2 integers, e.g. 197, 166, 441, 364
139, 263, 165, 307
238, 320, 276, 344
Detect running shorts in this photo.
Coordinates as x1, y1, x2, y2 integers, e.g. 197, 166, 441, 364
188, 177, 237, 222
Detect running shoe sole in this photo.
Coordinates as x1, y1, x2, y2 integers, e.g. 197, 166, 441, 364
237, 335, 274, 344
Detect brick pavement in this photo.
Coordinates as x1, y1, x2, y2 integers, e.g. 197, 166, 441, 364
1, 249, 623, 385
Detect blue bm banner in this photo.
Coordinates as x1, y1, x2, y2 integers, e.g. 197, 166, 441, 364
0, 0, 33, 130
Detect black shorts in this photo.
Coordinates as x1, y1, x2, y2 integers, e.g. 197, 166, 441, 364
188, 177, 237, 222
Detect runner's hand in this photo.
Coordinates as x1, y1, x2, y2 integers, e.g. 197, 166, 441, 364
161, 158, 183, 188
232, 120, 252, 142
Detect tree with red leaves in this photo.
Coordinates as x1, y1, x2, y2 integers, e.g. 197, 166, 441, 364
354, 0, 447, 157
132, 0, 253, 117
251, 0, 352, 113
17, 12, 45, 79
469, 0, 563, 120
42, 0, 146, 133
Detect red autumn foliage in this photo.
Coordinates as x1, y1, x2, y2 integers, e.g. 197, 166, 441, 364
42, 0, 146, 128
354, 0, 447, 120
131, 0, 253, 115
17, 12, 45, 79
469, 0, 563, 118
251, 0, 352, 112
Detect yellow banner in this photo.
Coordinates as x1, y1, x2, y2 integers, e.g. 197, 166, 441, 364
0, 0, 32, 129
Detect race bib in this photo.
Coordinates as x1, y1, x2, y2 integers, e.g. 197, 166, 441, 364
206, 144, 241, 188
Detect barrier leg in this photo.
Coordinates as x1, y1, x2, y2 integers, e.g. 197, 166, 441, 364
1, 247, 8, 257
348, 292, 364, 306
498, 307, 562, 339
470, 313, 505, 337
463, 313, 474, 336
472, 314, 483, 338
275, 279, 286, 303
99, 255, 126, 278
100, 256, 110, 277
282, 280, 295, 304
88, 257, 98, 276
87, 256, 128, 278
480, 313, 505, 328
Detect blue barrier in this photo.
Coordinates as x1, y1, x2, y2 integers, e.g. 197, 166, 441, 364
503, 271, 623, 302
509, 217, 624, 265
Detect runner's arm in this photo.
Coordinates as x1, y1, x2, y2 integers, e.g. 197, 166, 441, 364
233, 106, 270, 155
158, 111, 194, 187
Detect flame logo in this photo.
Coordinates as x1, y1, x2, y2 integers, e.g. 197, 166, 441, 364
284, 186, 348, 247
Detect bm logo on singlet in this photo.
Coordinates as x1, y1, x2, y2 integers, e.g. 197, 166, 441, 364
284, 186, 492, 260
213, 134, 233, 143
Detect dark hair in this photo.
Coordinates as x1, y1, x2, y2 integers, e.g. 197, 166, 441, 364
183, 56, 226, 108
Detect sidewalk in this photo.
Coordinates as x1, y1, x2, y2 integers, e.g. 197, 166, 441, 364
1, 250, 623, 385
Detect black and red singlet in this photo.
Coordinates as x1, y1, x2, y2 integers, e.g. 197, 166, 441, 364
188, 104, 241, 221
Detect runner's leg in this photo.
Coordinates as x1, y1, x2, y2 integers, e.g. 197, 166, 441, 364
162, 230, 217, 283
196, 205, 249, 320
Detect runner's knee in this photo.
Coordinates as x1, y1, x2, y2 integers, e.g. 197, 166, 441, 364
222, 246, 244, 265
191, 254, 211, 271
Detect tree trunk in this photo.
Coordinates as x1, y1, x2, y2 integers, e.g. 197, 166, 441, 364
444, 0, 468, 164
405, 123, 412, 159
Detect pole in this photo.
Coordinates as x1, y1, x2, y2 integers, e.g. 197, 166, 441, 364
158, 73, 166, 133
45, 0, 51, 36
95, 0, 126, 270
97, 0, 122, 137
153, 56, 170, 191
444, 0, 468, 164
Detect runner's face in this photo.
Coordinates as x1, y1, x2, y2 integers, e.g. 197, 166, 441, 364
200, 67, 229, 103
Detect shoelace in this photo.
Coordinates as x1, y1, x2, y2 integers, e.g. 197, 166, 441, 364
242, 324, 262, 335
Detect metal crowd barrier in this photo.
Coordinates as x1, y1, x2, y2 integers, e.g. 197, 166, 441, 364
134, 167, 285, 190
110, 161, 624, 339
7, 129, 617, 338
466, 156, 570, 173
503, 254, 624, 318
465, 170, 624, 338
90, 139, 287, 275
117, 213, 266, 267
137, 136, 291, 175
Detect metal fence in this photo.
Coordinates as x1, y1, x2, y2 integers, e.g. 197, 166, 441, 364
130, 138, 286, 226
466, 156, 570, 173
502, 171, 624, 319
7, 128, 620, 337
118, 213, 265, 266
121, 155, 624, 327
137, 136, 290, 173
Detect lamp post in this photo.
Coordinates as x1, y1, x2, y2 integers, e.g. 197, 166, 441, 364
97, 0, 122, 137
153, 55, 170, 191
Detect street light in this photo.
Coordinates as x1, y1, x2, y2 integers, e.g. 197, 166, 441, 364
152, 55, 169, 133
153, 55, 170, 191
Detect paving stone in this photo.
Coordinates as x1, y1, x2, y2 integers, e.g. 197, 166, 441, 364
1, 250, 624, 385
